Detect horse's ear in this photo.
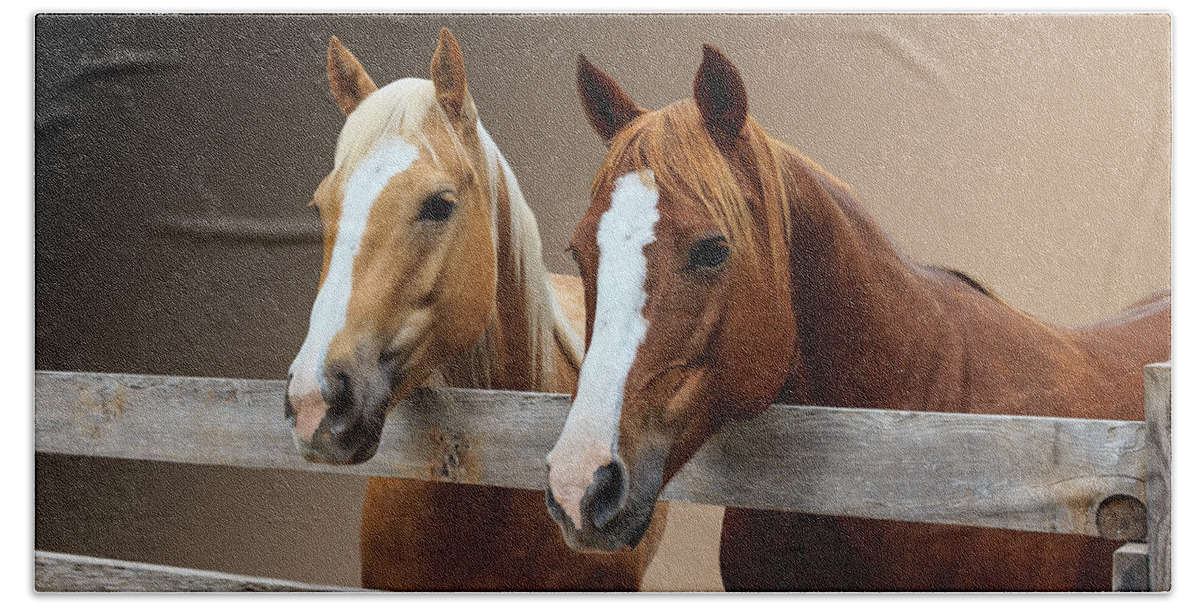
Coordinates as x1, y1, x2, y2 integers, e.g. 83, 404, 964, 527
693, 44, 747, 146
327, 36, 378, 116
577, 54, 644, 144
431, 28, 477, 128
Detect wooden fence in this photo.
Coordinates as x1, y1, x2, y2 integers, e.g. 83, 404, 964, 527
33, 363, 1171, 592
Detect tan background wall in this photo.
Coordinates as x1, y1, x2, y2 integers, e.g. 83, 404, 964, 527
35, 14, 1170, 590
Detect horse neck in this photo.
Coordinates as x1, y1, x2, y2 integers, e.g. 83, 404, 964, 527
436, 130, 580, 394
777, 150, 966, 410
775, 155, 1150, 417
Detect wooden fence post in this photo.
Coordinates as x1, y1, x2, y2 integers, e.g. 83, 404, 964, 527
1144, 362, 1171, 591
1111, 542, 1148, 591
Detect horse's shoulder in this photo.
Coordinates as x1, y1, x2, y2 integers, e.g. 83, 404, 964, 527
547, 271, 587, 341
548, 273, 585, 312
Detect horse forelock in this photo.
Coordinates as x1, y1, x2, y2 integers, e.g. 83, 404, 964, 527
334, 77, 490, 241
594, 100, 794, 279
333, 78, 439, 170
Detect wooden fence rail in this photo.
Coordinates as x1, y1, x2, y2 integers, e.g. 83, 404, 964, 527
33, 363, 1171, 592
35, 551, 364, 592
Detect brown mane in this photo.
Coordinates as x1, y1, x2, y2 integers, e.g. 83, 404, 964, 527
599, 101, 793, 280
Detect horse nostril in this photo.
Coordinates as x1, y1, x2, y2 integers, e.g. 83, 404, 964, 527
326, 370, 354, 418
586, 461, 628, 531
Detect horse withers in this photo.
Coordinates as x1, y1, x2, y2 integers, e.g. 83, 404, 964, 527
545, 44, 1169, 590
285, 29, 664, 590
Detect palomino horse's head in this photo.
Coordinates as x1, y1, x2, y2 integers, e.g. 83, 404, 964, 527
286, 30, 501, 464
546, 46, 799, 551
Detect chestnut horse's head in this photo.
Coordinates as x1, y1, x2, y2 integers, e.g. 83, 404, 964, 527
286, 30, 501, 464
546, 46, 799, 551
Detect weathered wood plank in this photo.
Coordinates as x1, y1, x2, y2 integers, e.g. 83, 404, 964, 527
35, 551, 362, 592
1144, 362, 1171, 591
665, 401, 1145, 539
34, 370, 1147, 538
1111, 542, 1149, 592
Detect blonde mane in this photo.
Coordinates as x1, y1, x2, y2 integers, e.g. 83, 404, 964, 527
476, 126, 585, 389
334, 79, 440, 170
336, 77, 581, 392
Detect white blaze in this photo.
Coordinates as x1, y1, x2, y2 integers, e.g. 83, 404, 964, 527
288, 136, 419, 438
547, 170, 659, 530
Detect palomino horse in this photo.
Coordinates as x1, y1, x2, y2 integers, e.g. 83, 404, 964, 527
546, 44, 1170, 590
285, 29, 663, 590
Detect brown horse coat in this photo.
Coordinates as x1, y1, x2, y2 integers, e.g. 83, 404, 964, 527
552, 43, 1168, 591
720, 149, 1169, 591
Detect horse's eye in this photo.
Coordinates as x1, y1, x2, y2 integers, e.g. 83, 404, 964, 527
688, 235, 729, 270
418, 192, 456, 222
566, 246, 580, 265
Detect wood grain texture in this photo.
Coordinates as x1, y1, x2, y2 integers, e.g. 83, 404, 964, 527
35, 551, 363, 592
1144, 362, 1171, 591
1111, 542, 1149, 592
35, 370, 1147, 538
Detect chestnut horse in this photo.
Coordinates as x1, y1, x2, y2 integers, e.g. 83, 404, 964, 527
545, 44, 1170, 590
285, 30, 662, 590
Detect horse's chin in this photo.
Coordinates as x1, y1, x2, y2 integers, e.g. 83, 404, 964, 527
289, 410, 387, 465
545, 489, 656, 553
285, 358, 436, 467
296, 435, 381, 465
